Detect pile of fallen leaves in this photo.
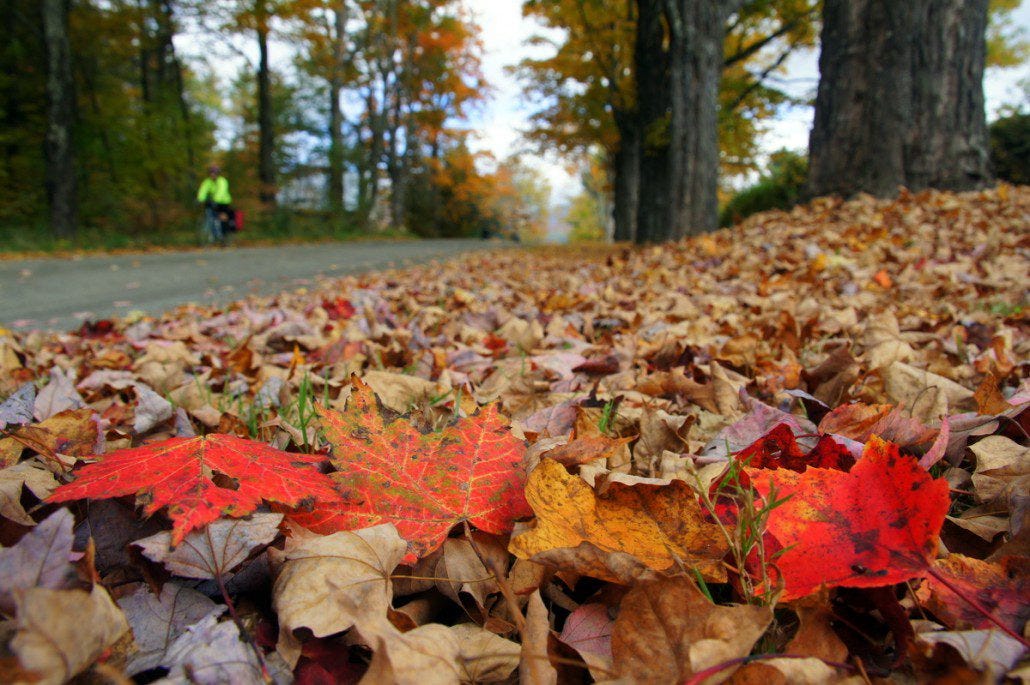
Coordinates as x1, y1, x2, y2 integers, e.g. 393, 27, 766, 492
0, 185, 1027, 684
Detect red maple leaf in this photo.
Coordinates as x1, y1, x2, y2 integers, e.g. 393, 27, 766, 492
49, 435, 339, 545
735, 423, 854, 472
287, 378, 531, 562
748, 435, 949, 600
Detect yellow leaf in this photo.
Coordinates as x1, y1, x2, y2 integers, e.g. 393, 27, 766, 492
509, 460, 727, 583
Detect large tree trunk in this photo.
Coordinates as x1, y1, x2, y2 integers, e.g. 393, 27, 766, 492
42, 0, 77, 239
612, 111, 640, 242
634, 0, 738, 243
665, 1, 732, 237
256, 0, 276, 205
907, 0, 990, 190
808, 0, 990, 199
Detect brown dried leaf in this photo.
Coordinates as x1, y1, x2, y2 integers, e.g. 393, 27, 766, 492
611, 576, 772, 684
10, 586, 129, 685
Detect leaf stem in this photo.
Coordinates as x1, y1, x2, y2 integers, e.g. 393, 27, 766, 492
208, 528, 272, 684
683, 653, 856, 685
924, 564, 1030, 648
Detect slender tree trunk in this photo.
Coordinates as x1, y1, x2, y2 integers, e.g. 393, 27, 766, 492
634, 0, 671, 244
808, 0, 990, 198
612, 112, 640, 242
327, 3, 347, 215
42, 0, 77, 239
255, 0, 276, 205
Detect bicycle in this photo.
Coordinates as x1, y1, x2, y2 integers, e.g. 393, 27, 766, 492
199, 204, 228, 247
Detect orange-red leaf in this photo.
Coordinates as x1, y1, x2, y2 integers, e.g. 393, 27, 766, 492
49, 435, 338, 545
749, 436, 949, 600
287, 378, 531, 562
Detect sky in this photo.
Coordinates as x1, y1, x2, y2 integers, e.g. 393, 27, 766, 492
466, 0, 1030, 204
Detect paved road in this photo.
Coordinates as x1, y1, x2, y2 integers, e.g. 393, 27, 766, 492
0, 240, 494, 332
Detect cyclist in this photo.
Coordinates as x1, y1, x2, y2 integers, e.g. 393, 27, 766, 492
196, 164, 234, 244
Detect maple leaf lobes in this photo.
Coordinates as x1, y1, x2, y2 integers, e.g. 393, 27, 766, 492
49, 435, 339, 545
749, 435, 950, 600
286, 379, 531, 562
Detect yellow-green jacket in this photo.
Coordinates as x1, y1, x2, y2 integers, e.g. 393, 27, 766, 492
197, 176, 232, 204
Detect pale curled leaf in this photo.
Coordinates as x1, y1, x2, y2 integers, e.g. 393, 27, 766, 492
155, 612, 271, 685
33, 367, 85, 422
916, 630, 1027, 677
356, 618, 520, 685
519, 589, 558, 685
450, 623, 521, 683
134, 513, 283, 579
969, 435, 1029, 503
133, 382, 174, 434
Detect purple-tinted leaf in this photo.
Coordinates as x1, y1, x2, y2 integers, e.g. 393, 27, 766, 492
0, 508, 78, 614
118, 583, 224, 675
559, 603, 613, 658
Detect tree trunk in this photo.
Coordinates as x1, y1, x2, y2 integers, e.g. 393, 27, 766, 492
634, 0, 738, 243
327, 2, 347, 215
808, 0, 990, 199
612, 111, 640, 242
42, 0, 77, 239
665, 0, 732, 237
634, 0, 671, 244
907, 0, 990, 190
256, 0, 276, 205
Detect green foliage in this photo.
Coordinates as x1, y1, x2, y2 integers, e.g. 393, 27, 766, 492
566, 152, 610, 242
989, 112, 1030, 184
987, 0, 1029, 68
719, 149, 808, 227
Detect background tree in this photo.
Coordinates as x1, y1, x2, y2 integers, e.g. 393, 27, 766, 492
518, 0, 637, 241
518, 0, 817, 243
634, 0, 746, 242
807, 0, 992, 198
42, 0, 78, 239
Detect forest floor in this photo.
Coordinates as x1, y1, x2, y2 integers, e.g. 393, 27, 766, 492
0, 185, 1027, 684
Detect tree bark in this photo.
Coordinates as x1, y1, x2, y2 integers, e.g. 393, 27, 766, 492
665, 0, 733, 237
327, 2, 347, 215
808, 0, 990, 199
42, 0, 77, 239
612, 111, 640, 242
634, 0, 671, 244
255, 0, 276, 205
